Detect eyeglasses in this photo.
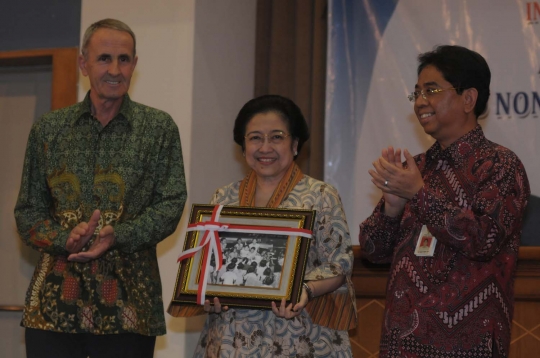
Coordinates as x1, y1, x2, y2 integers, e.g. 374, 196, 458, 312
244, 131, 291, 145
407, 87, 459, 102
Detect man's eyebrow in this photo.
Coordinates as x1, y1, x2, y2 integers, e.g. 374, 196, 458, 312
415, 81, 440, 89
96, 53, 132, 59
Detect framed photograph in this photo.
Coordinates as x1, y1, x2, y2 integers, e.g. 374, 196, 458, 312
169, 204, 315, 310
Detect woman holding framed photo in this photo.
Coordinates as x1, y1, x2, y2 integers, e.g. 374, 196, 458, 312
176, 95, 356, 357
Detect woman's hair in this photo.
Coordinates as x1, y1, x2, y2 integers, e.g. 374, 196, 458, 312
246, 266, 256, 274
233, 95, 310, 155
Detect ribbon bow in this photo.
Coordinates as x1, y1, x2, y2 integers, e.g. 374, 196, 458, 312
177, 205, 226, 305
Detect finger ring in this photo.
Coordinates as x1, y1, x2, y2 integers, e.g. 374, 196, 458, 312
384, 180, 388, 187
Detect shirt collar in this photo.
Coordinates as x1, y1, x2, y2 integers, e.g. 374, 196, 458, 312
74, 91, 135, 127
426, 124, 487, 165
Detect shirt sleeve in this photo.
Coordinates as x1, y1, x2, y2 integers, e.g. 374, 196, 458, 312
304, 183, 354, 279
113, 120, 187, 253
409, 150, 530, 261
14, 122, 71, 255
358, 198, 403, 264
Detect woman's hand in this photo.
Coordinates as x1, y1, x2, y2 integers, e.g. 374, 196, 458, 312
204, 297, 229, 314
271, 284, 309, 319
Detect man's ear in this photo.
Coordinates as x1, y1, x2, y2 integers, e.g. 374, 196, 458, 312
462, 88, 478, 114
78, 54, 88, 76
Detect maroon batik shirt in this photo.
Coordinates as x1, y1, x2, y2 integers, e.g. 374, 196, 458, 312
359, 126, 530, 358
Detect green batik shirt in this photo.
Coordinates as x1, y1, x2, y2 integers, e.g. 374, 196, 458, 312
14, 92, 187, 336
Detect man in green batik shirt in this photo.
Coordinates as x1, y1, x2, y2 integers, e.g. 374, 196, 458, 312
14, 18, 186, 358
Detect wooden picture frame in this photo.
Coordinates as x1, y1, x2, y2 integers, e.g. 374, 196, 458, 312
169, 204, 315, 310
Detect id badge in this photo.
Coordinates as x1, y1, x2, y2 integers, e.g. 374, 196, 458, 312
415, 225, 437, 257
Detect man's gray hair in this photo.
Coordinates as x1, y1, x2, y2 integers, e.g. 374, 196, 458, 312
81, 18, 136, 58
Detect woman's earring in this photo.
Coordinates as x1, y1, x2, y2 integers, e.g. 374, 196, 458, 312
294, 151, 298, 156
243, 152, 246, 157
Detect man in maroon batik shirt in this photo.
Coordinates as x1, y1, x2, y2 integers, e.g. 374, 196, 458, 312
360, 45, 530, 358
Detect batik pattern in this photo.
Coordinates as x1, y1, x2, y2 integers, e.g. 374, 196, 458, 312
15, 92, 187, 335
360, 126, 530, 357
192, 175, 354, 357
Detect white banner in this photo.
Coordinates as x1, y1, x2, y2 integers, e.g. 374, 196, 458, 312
326, 0, 540, 243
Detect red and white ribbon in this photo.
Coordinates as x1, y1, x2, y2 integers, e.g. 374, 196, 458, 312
177, 205, 313, 305
177, 205, 226, 305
